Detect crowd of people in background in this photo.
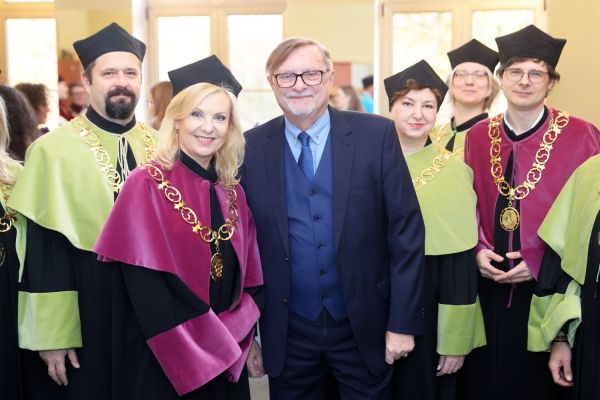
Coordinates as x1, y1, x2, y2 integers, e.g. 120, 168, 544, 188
0, 19, 599, 400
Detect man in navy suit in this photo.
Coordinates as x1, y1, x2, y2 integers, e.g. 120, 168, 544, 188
242, 37, 425, 399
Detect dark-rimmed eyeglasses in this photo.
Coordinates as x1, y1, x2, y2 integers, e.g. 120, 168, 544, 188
505, 68, 549, 83
273, 70, 328, 88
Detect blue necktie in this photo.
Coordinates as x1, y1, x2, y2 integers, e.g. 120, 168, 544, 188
297, 131, 314, 180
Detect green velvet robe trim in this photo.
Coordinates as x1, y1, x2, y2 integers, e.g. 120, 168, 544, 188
18, 290, 82, 350
405, 126, 478, 255
437, 296, 486, 356
537, 154, 600, 285
528, 280, 582, 351
6, 117, 157, 251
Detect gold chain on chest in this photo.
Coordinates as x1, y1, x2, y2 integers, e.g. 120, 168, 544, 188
146, 163, 239, 281
72, 116, 156, 193
412, 131, 462, 191
488, 109, 570, 231
0, 183, 16, 233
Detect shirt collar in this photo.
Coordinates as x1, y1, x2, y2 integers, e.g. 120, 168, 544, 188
284, 109, 330, 145
504, 107, 545, 134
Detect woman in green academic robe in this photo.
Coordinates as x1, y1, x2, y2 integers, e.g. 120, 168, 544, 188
384, 60, 485, 400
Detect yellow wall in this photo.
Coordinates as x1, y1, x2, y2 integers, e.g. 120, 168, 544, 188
547, 0, 600, 126
284, 0, 374, 66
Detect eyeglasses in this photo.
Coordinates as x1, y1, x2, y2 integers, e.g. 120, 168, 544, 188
505, 68, 549, 83
273, 70, 328, 88
453, 70, 488, 82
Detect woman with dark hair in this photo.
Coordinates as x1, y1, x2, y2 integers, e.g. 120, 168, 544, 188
15, 82, 51, 134
385, 60, 484, 400
0, 95, 27, 400
0, 85, 42, 161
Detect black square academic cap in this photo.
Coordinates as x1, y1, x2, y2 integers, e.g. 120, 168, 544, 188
447, 39, 499, 73
495, 25, 566, 69
168, 55, 242, 97
362, 75, 374, 88
383, 60, 448, 110
73, 23, 146, 70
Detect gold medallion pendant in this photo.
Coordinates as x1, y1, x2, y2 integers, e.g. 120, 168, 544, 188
500, 206, 520, 231
210, 252, 224, 281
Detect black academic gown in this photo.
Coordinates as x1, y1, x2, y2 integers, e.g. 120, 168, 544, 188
393, 132, 479, 400
535, 212, 600, 400
0, 205, 21, 400
19, 110, 142, 400
459, 110, 565, 400
115, 153, 264, 399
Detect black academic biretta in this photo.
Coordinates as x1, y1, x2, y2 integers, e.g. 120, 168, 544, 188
168, 55, 242, 97
73, 22, 146, 70
495, 25, 566, 69
447, 39, 499, 73
384, 59, 448, 110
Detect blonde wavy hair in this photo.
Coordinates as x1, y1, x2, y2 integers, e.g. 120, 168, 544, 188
0, 97, 16, 185
153, 83, 244, 187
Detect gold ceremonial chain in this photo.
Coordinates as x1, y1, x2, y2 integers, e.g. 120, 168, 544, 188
72, 116, 156, 193
0, 183, 16, 233
412, 131, 461, 191
146, 163, 239, 281
488, 110, 569, 231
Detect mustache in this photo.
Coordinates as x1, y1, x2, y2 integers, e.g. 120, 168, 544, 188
285, 90, 314, 99
106, 87, 136, 99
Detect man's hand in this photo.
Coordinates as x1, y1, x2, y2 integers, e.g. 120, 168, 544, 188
475, 249, 504, 280
494, 252, 533, 283
549, 342, 574, 387
436, 355, 464, 376
385, 331, 415, 364
39, 349, 80, 386
246, 339, 265, 378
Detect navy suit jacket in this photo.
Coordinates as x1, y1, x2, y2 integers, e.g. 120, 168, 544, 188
241, 107, 425, 377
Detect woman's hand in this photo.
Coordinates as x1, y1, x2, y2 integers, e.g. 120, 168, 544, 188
548, 342, 574, 387
436, 355, 465, 376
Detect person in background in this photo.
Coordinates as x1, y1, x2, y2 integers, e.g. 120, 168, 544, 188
148, 80, 173, 130
445, 39, 500, 143
359, 75, 374, 113
9, 22, 157, 400
15, 83, 51, 134
68, 82, 89, 117
0, 85, 41, 161
242, 36, 424, 399
461, 24, 600, 400
385, 59, 485, 400
58, 75, 74, 122
0, 95, 27, 400
333, 85, 364, 112
94, 55, 263, 399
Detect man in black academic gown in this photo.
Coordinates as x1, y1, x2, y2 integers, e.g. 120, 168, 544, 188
8, 23, 157, 399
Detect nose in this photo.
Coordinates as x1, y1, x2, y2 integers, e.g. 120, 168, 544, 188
200, 116, 213, 132
413, 105, 423, 119
518, 72, 531, 85
291, 75, 308, 90
465, 74, 475, 84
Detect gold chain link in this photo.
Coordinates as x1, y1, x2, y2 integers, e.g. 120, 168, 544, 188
0, 183, 16, 233
72, 116, 156, 193
412, 131, 462, 191
488, 109, 569, 201
146, 163, 239, 280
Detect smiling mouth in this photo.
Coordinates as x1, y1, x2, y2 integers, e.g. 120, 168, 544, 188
194, 135, 214, 143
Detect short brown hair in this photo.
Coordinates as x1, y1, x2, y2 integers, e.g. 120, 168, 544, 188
266, 37, 333, 77
390, 79, 443, 110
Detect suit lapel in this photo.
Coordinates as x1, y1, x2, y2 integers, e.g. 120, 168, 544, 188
330, 108, 354, 253
264, 117, 290, 256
